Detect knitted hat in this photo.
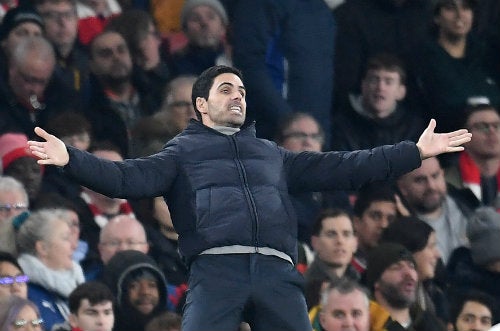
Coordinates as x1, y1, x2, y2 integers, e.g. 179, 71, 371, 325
180, 0, 228, 29
366, 243, 415, 289
0, 6, 44, 41
467, 207, 500, 266
0, 133, 37, 171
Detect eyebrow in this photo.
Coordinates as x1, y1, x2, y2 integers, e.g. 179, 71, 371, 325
217, 82, 246, 91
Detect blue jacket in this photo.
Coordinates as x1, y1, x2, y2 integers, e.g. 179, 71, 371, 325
64, 120, 421, 264
28, 284, 69, 331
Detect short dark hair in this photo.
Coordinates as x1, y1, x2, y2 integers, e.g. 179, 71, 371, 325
69, 281, 115, 314
449, 290, 497, 328
463, 103, 499, 127
0, 251, 23, 273
381, 216, 434, 253
353, 182, 396, 217
191, 65, 243, 121
363, 52, 406, 85
311, 208, 352, 236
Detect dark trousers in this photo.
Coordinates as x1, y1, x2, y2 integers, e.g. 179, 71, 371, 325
181, 253, 312, 331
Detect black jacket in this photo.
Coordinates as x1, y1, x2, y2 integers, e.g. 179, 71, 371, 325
64, 120, 421, 264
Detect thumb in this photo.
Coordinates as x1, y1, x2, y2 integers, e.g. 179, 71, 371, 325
425, 119, 436, 133
34, 127, 51, 141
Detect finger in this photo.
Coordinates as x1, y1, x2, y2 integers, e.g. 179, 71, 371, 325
34, 127, 51, 140
426, 118, 436, 132
446, 146, 465, 152
446, 129, 470, 137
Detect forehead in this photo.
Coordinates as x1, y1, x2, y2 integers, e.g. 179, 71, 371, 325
287, 117, 319, 131
10, 22, 42, 34
211, 73, 244, 90
0, 261, 21, 274
366, 69, 401, 80
92, 32, 126, 50
188, 5, 221, 18
322, 215, 353, 231
0, 190, 25, 202
467, 109, 500, 123
461, 301, 492, 316
79, 299, 113, 311
366, 200, 396, 213
38, 1, 74, 10
326, 289, 367, 309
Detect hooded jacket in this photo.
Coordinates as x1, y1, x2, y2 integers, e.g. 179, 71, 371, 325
64, 120, 421, 265
103, 250, 168, 331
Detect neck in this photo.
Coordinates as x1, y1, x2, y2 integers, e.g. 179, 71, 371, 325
438, 34, 466, 58
57, 43, 74, 59
420, 205, 443, 220
375, 293, 411, 326
469, 153, 500, 177
104, 82, 134, 102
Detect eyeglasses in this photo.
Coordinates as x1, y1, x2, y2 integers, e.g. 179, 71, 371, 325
0, 203, 28, 214
13, 318, 43, 329
0, 275, 29, 286
100, 240, 147, 248
283, 132, 324, 143
469, 122, 500, 134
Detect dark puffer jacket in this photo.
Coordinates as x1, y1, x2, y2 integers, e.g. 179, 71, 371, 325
65, 120, 421, 264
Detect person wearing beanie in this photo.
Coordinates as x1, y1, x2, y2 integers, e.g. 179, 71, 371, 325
447, 206, 500, 307
366, 242, 446, 331
0, 5, 44, 58
381, 216, 450, 324
170, 0, 230, 77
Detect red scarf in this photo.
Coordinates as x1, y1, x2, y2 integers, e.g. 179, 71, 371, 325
80, 192, 135, 228
458, 151, 500, 203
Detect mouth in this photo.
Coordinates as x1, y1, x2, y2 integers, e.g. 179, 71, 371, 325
229, 105, 242, 115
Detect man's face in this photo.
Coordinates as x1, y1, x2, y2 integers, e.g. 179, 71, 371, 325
4, 158, 42, 202
1, 22, 42, 56
354, 201, 396, 250
281, 116, 323, 152
8, 55, 54, 104
0, 190, 28, 224
465, 109, 500, 159
37, 1, 78, 52
311, 215, 357, 268
375, 260, 418, 309
69, 299, 114, 331
185, 5, 226, 48
164, 79, 196, 132
435, 2, 473, 40
197, 72, 246, 128
90, 32, 132, 85
127, 277, 159, 315
397, 157, 447, 215
361, 69, 405, 118
98, 217, 149, 264
454, 301, 492, 331
320, 289, 370, 331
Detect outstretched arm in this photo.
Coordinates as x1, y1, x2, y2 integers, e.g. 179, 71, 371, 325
27, 127, 69, 166
416, 119, 472, 159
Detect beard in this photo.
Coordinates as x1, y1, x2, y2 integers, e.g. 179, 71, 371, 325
377, 278, 416, 309
412, 190, 445, 214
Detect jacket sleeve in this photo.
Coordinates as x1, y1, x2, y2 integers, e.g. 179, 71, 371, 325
63, 145, 178, 199
283, 141, 422, 192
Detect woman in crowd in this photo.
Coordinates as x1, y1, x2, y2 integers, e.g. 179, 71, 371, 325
0, 252, 28, 300
16, 209, 85, 331
0, 296, 43, 331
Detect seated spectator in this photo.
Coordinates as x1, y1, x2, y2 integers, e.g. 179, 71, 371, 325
0, 176, 28, 255
52, 281, 115, 331
75, 0, 121, 45
366, 243, 446, 331
312, 278, 370, 331
411, 0, 500, 133
0, 251, 28, 299
16, 208, 85, 330
103, 250, 169, 331
274, 112, 351, 245
83, 30, 157, 156
447, 207, 500, 309
448, 289, 497, 331
381, 216, 449, 323
331, 53, 425, 151
106, 9, 171, 113
0, 133, 43, 206
332, 0, 433, 110
170, 0, 230, 77
0, 296, 43, 331
397, 157, 473, 263
34, 0, 89, 101
304, 209, 359, 310
445, 104, 500, 207
351, 182, 399, 274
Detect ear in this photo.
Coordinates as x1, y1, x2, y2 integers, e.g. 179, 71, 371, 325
35, 241, 48, 258
311, 235, 320, 252
68, 314, 78, 329
446, 322, 454, 331
319, 311, 326, 329
395, 84, 406, 101
196, 97, 208, 115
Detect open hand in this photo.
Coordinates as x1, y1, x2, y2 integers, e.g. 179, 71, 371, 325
416, 119, 472, 159
27, 127, 69, 166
